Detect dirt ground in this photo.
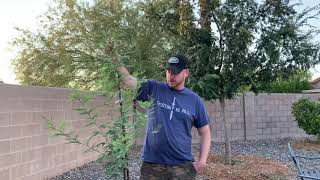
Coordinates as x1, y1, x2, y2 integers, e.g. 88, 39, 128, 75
198, 140, 320, 180
198, 154, 295, 180
292, 139, 320, 151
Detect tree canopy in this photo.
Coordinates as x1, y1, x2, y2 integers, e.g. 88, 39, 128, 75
11, 0, 320, 93
11, 0, 175, 90
182, 0, 320, 100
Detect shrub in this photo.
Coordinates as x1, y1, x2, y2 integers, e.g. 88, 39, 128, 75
261, 70, 311, 93
292, 98, 320, 140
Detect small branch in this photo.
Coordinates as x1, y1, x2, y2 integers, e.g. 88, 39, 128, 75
211, 11, 225, 73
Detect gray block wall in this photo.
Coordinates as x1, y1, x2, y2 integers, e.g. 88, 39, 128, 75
0, 83, 319, 180
203, 92, 319, 143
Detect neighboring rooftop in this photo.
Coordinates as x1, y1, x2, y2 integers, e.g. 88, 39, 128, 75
310, 77, 320, 89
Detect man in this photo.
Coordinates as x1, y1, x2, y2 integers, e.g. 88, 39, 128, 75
114, 54, 211, 180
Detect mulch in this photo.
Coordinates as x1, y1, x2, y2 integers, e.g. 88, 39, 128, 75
199, 154, 295, 180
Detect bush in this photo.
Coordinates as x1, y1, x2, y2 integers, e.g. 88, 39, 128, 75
261, 70, 311, 93
292, 98, 320, 140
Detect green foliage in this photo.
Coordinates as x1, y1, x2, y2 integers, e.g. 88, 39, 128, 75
292, 98, 320, 140
12, 0, 320, 94
11, 0, 172, 90
260, 70, 312, 93
47, 81, 150, 179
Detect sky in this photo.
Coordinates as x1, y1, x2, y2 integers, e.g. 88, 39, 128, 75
0, 0, 319, 85
0, 0, 52, 84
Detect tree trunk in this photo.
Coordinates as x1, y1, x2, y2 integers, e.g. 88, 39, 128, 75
123, 168, 129, 180
119, 88, 130, 180
220, 97, 231, 165
178, 0, 193, 37
199, 0, 211, 30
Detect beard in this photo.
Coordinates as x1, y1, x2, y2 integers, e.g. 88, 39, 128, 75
167, 79, 184, 90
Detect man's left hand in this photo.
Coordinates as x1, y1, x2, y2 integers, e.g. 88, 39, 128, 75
192, 161, 207, 173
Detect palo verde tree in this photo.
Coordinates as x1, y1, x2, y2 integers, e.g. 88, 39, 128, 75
145, 0, 320, 164
11, 0, 172, 90
11, 0, 157, 179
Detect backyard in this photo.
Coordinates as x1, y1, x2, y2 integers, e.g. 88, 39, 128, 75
2, 0, 320, 179
51, 138, 320, 180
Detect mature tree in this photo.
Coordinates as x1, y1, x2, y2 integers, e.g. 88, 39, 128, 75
192, 0, 320, 164
11, 0, 174, 90
146, 0, 320, 164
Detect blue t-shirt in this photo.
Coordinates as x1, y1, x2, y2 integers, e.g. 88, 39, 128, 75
137, 80, 210, 165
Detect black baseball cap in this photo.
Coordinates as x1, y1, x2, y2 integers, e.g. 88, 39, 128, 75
166, 54, 190, 75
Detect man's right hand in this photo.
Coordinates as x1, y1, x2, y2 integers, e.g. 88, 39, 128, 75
105, 41, 121, 66
105, 41, 137, 89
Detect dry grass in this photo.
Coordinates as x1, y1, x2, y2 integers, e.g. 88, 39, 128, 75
199, 154, 295, 180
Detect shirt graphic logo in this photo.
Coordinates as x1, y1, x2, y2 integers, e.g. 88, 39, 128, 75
156, 98, 191, 120
169, 97, 176, 120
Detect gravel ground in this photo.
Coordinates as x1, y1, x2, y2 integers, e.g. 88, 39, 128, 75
50, 138, 320, 180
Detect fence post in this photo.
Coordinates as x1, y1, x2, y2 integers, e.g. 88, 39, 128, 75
243, 92, 257, 140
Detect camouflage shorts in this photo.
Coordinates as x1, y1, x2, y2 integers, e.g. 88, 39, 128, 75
139, 161, 197, 180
